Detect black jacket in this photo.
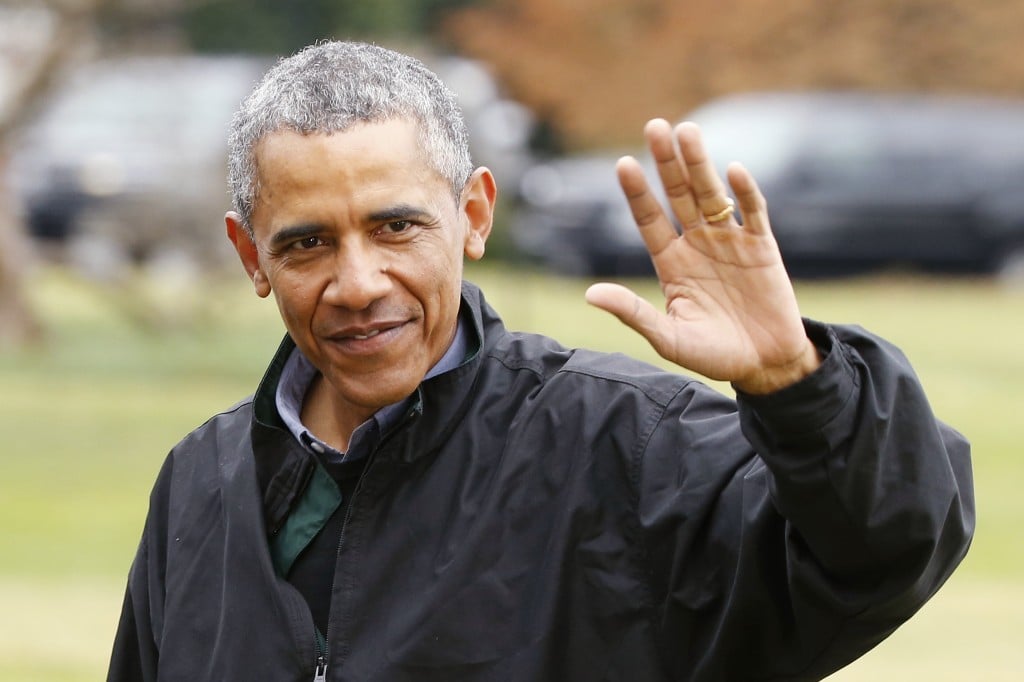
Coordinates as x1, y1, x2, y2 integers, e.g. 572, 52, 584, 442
108, 282, 973, 681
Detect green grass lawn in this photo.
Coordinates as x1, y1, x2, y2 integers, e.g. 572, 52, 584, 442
1, 263, 1021, 680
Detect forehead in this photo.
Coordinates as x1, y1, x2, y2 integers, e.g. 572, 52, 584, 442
249, 120, 450, 228
254, 118, 428, 179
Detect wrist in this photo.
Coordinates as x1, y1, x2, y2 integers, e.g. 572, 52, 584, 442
732, 339, 822, 396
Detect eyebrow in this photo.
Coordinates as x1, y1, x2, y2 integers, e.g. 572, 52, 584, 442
266, 203, 439, 249
366, 203, 436, 224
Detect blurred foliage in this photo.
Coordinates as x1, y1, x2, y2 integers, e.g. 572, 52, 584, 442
62, 0, 1024, 151
14, 0, 1024, 151
442, 0, 1024, 149
176, 0, 477, 55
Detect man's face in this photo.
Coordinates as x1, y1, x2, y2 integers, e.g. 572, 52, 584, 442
227, 119, 494, 424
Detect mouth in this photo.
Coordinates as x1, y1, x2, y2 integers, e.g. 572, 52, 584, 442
339, 320, 405, 340
324, 319, 412, 355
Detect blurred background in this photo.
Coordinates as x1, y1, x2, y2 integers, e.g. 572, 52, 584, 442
1, 0, 1022, 679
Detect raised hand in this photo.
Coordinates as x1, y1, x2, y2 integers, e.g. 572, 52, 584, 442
584, 119, 820, 394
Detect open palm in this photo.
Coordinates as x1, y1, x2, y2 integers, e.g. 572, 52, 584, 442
585, 120, 819, 394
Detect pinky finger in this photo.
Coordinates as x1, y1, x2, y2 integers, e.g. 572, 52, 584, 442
727, 162, 770, 236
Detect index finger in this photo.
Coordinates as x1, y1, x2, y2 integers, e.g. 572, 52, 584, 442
616, 155, 677, 257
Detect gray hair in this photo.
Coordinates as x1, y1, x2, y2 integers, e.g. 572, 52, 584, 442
227, 41, 473, 233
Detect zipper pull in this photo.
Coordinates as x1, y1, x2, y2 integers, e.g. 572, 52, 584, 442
313, 654, 327, 682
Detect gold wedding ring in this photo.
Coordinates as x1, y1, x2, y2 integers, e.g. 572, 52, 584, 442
703, 197, 735, 223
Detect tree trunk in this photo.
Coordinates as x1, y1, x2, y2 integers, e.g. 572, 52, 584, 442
0, 156, 43, 346
0, 1, 110, 346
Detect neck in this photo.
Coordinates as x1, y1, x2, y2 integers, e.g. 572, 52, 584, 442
300, 373, 372, 452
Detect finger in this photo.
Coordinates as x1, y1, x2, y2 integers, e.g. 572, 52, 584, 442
675, 122, 734, 224
616, 155, 678, 257
644, 119, 702, 229
726, 162, 770, 236
584, 282, 670, 352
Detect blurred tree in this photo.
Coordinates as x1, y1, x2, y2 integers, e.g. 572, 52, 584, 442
0, 157, 43, 347
444, 0, 1024, 150
0, 0, 121, 346
179, 0, 477, 55
0, 0, 213, 341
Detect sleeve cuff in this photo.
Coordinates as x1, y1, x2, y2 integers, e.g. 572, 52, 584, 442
735, 319, 858, 442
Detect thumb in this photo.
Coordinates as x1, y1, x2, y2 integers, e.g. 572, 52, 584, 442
584, 283, 666, 349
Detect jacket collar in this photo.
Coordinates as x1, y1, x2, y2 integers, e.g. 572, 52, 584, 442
250, 333, 309, 535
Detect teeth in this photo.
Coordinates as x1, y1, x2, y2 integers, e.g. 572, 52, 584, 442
351, 329, 381, 340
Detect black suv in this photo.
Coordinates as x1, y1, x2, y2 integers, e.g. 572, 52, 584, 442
511, 92, 1024, 279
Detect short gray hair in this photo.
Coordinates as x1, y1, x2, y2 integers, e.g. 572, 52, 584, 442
227, 41, 473, 233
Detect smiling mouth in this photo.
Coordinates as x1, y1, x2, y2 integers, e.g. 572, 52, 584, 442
331, 321, 408, 346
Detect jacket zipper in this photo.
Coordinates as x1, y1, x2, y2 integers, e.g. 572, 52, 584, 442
313, 653, 327, 682
313, 445, 377, 680
311, 403, 419, 680
311, 626, 327, 681
313, 483, 358, 681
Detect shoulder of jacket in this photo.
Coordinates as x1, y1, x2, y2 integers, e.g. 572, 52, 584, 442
175, 395, 255, 446
484, 331, 695, 409
159, 395, 256, 482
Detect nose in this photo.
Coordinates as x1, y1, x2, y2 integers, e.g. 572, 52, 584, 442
322, 239, 392, 311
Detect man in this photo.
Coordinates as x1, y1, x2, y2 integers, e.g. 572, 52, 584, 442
108, 41, 974, 681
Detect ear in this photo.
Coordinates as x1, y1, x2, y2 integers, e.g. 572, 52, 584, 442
461, 167, 496, 261
225, 212, 271, 298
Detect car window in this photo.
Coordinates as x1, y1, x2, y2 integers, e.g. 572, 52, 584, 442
693, 108, 803, 180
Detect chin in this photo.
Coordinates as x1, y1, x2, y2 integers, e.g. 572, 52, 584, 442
342, 375, 422, 411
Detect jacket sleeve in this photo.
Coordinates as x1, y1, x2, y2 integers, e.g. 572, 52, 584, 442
107, 553, 158, 682
637, 320, 974, 681
108, 458, 173, 682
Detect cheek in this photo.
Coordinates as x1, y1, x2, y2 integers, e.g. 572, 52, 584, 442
432, 262, 466, 332
399, 257, 460, 334
425, 249, 464, 297
270, 276, 319, 326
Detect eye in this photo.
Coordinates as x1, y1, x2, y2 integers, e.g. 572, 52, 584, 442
383, 220, 413, 234
294, 235, 326, 250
